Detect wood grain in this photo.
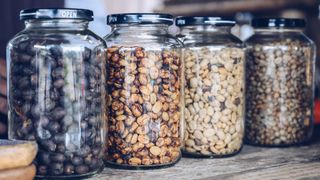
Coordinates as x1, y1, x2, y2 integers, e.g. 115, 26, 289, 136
90, 140, 320, 180
156, 0, 317, 16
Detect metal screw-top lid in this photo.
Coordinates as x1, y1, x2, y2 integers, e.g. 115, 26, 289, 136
107, 13, 174, 25
175, 16, 235, 26
20, 8, 94, 21
251, 18, 306, 28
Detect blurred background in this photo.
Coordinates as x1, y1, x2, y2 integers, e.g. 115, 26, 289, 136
0, 0, 320, 138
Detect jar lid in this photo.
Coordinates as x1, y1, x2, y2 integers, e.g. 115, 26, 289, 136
252, 18, 306, 28
175, 16, 235, 26
20, 8, 94, 21
107, 13, 174, 25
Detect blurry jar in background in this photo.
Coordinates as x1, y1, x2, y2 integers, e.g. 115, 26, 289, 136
245, 18, 315, 146
7, 8, 106, 178
176, 17, 245, 157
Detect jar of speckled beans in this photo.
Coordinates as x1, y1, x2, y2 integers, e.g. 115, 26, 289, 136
104, 13, 183, 169
245, 18, 315, 146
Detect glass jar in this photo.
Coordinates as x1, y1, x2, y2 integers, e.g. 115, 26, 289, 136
245, 18, 315, 146
104, 13, 182, 168
7, 8, 106, 178
176, 17, 245, 157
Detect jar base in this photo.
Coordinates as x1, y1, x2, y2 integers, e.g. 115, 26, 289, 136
182, 146, 243, 158
104, 154, 182, 170
244, 139, 312, 147
35, 165, 104, 179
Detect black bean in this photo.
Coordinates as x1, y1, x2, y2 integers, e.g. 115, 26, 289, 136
75, 165, 89, 174
56, 143, 66, 153
53, 133, 65, 144
50, 88, 60, 101
76, 145, 90, 157
12, 64, 24, 74
89, 158, 103, 170
88, 116, 97, 126
41, 140, 56, 152
38, 165, 48, 175
17, 40, 29, 52
53, 79, 64, 89
36, 127, 52, 140
50, 163, 64, 175
51, 107, 66, 120
84, 155, 92, 165
64, 151, 74, 161
81, 128, 95, 141
38, 152, 51, 165
72, 156, 83, 166
18, 76, 30, 88
22, 66, 35, 75
12, 89, 22, 98
62, 115, 73, 127
92, 146, 101, 156
56, 58, 64, 67
48, 121, 60, 134
51, 153, 66, 163
64, 164, 75, 175
50, 46, 63, 58
30, 105, 40, 118
52, 67, 65, 79
22, 90, 34, 101
17, 54, 32, 63
37, 116, 50, 128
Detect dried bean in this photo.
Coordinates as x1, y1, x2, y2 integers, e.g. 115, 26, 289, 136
183, 47, 245, 156
245, 38, 313, 146
106, 46, 181, 166
8, 38, 106, 176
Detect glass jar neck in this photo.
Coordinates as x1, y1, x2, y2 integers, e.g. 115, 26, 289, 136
110, 24, 169, 35
25, 19, 89, 30
180, 25, 232, 35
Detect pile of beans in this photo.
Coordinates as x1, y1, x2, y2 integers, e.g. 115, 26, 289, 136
106, 46, 182, 166
8, 39, 105, 176
245, 39, 314, 146
183, 47, 245, 156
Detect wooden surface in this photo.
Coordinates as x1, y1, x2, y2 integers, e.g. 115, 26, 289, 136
90, 131, 320, 180
157, 0, 317, 16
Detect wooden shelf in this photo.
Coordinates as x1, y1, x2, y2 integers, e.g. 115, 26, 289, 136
90, 136, 320, 179
156, 0, 317, 16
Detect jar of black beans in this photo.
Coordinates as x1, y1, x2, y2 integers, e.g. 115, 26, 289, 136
7, 8, 106, 178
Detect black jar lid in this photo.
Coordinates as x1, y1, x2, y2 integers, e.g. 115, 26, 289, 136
251, 18, 306, 28
107, 13, 174, 25
175, 16, 235, 26
20, 8, 94, 21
